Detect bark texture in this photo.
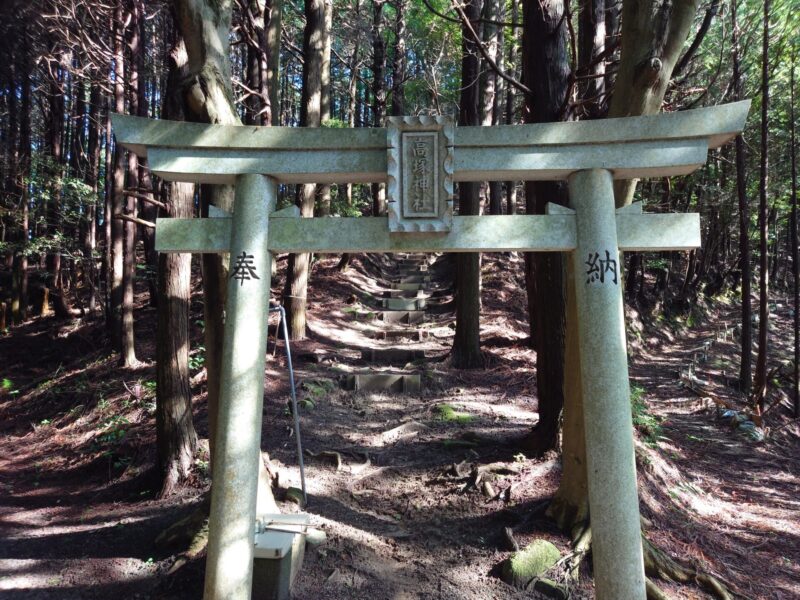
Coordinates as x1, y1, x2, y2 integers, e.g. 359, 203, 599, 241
607, 0, 702, 206
156, 37, 198, 499
282, 0, 325, 340
172, 0, 278, 513
452, 0, 483, 369
752, 0, 771, 411
520, 0, 570, 454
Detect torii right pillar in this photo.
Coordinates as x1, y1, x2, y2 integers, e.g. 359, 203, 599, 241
569, 168, 646, 599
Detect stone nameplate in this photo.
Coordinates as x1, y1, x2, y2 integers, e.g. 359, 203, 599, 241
387, 116, 454, 233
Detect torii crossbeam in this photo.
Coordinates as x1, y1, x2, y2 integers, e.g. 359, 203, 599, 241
113, 101, 749, 600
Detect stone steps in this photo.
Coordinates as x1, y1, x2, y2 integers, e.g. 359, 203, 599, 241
392, 275, 431, 284
360, 348, 426, 363
334, 254, 447, 393
391, 282, 426, 292
378, 310, 426, 325
371, 328, 429, 341
381, 297, 427, 311
382, 289, 427, 299
340, 373, 421, 393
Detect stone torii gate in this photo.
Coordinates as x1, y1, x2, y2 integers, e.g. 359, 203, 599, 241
113, 100, 749, 600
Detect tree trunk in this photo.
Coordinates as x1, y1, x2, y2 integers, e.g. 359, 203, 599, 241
110, 0, 126, 350
156, 35, 198, 499
578, 0, 605, 119
451, 0, 483, 370
607, 0, 701, 207
370, 0, 386, 216
244, 0, 267, 125
281, 0, 325, 340
11, 32, 31, 324
732, 0, 751, 394
520, 0, 570, 455
316, 0, 333, 216
390, 0, 406, 116
84, 83, 102, 314
504, 0, 519, 215
753, 0, 771, 412
156, 53, 198, 495
122, 2, 141, 367
791, 61, 799, 418
482, 0, 503, 215
46, 61, 73, 319
173, 0, 278, 514
546, 260, 589, 530
265, 0, 282, 125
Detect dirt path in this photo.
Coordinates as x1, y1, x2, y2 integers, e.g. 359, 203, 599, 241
628, 299, 800, 599
1, 257, 798, 599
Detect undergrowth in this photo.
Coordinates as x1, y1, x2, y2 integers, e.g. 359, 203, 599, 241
631, 385, 662, 447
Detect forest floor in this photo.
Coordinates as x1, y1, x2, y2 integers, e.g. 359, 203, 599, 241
0, 253, 798, 599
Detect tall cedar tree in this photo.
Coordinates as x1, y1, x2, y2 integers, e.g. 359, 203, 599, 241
753, 0, 771, 411
155, 32, 198, 498
451, 0, 483, 369
520, 0, 570, 454
732, 0, 752, 394
282, 0, 325, 340
172, 0, 278, 514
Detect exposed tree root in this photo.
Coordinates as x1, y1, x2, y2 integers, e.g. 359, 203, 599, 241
643, 538, 732, 600
551, 519, 732, 600
155, 493, 210, 551
546, 495, 588, 537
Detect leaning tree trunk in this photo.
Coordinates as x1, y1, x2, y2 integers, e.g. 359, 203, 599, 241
451, 0, 483, 369
172, 0, 278, 514
281, 0, 325, 340
548, 0, 703, 532
607, 0, 701, 207
520, 0, 570, 455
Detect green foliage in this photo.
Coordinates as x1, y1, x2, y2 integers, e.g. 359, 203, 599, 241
189, 346, 205, 371
301, 378, 335, 404
630, 385, 662, 447
646, 258, 670, 271
98, 414, 129, 445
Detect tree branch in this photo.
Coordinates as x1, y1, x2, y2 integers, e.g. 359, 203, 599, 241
114, 213, 156, 229
449, 0, 531, 97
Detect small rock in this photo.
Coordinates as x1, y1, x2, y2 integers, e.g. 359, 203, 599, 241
306, 527, 327, 547
500, 539, 560, 589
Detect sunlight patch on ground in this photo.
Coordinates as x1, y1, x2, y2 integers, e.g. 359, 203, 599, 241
447, 400, 538, 422
0, 558, 154, 591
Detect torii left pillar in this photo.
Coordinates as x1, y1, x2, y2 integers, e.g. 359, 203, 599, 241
204, 174, 276, 599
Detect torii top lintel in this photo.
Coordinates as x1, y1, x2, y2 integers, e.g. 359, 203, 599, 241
112, 101, 750, 186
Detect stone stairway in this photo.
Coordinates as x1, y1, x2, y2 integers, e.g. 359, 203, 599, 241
340, 253, 452, 393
